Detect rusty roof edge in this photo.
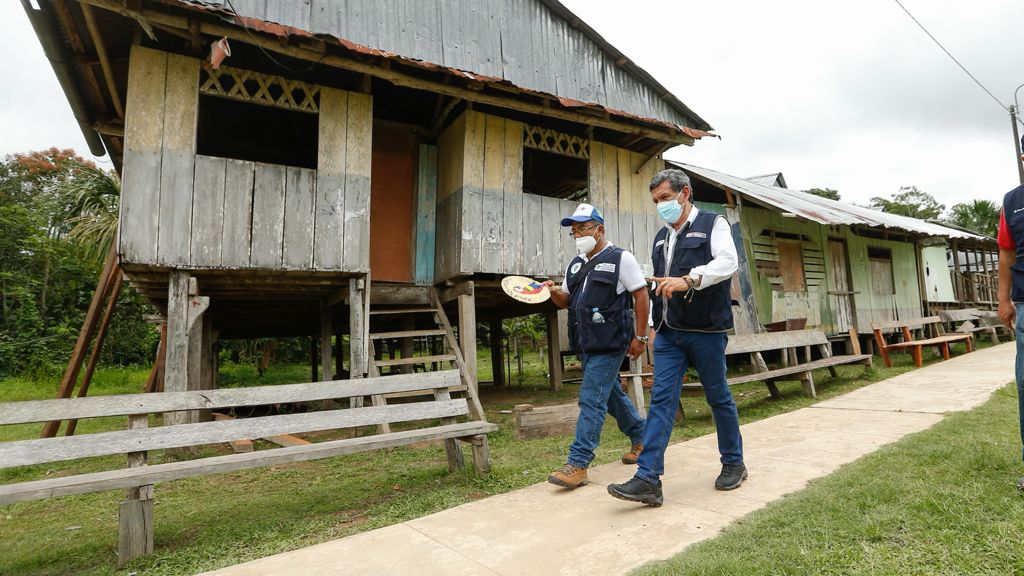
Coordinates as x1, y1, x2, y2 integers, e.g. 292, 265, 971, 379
667, 160, 989, 242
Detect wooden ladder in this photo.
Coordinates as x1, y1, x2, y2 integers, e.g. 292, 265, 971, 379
365, 288, 485, 426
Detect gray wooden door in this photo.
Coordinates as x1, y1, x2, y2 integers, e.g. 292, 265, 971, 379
869, 255, 898, 324
828, 240, 855, 332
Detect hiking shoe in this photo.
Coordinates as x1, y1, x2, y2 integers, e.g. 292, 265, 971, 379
621, 442, 643, 465
715, 463, 748, 491
607, 476, 663, 507
1017, 477, 1024, 491
548, 463, 589, 489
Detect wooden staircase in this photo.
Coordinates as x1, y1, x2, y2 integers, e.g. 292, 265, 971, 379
365, 287, 486, 430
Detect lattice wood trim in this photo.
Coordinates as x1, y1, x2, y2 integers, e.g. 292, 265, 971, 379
522, 125, 589, 159
199, 65, 320, 113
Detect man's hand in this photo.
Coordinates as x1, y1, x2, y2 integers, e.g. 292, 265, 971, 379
627, 338, 645, 360
999, 299, 1016, 329
543, 280, 569, 309
653, 276, 691, 299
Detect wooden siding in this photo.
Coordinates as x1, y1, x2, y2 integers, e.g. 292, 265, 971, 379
588, 141, 661, 218
118, 51, 372, 272
435, 110, 662, 280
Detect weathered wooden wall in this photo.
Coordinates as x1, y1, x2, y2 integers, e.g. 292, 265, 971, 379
435, 110, 663, 281
921, 244, 957, 303
118, 47, 372, 272
738, 206, 924, 335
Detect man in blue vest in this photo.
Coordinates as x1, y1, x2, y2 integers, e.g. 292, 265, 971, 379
544, 203, 650, 489
996, 138, 1024, 490
608, 169, 746, 507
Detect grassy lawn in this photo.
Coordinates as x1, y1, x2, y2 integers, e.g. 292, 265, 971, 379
0, 342, 979, 575
634, 382, 1024, 576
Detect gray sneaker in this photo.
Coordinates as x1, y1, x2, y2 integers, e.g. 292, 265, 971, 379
715, 463, 748, 491
1017, 476, 1024, 491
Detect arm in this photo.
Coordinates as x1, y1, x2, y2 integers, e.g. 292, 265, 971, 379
627, 287, 650, 359
688, 215, 738, 290
545, 281, 570, 309
999, 248, 1015, 329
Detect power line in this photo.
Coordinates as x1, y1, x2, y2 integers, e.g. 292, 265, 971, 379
893, 0, 1011, 113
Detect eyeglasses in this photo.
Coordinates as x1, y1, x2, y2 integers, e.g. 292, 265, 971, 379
568, 224, 599, 237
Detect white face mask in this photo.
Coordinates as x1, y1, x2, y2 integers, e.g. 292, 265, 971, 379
575, 234, 598, 255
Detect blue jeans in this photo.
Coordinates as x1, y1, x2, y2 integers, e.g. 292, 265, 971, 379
1015, 304, 1024, 462
567, 351, 646, 468
636, 328, 743, 485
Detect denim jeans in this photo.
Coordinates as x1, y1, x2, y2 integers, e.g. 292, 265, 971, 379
1015, 304, 1024, 462
636, 328, 743, 485
567, 351, 646, 468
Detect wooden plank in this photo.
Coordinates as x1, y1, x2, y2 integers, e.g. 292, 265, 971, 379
163, 272, 190, 427
503, 119, 524, 194
463, 110, 486, 192
371, 329, 446, 339
437, 111, 466, 201
458, 292, 478, 385
602, 142, 619, 214
250, 163, 287, 268
120, 46, 167, 263
559, 199, 576, 271
414, 144, 437, 285
588, 140, 606, 208
343, 92, 372, 271
349, 278, 367, 378
870, 316, 942, 331
483, 114, 505, 191
189, 155, 227, 266
539, 196, 561, 276
211, 413, 254, 453
617, 147, 633, 213
0, 421, 498, 505
519, 194, 543, 275
314, 87, 348, 271
0, 401, 471, 468
283, 166, 317, 269
501, 190, 522, 274
725, 330, 830, 354
480, 189, 503, 274
156, 53, 200, 267
459, 187, 482, 274
221, 158, 255, 268
513, 403, 578, 440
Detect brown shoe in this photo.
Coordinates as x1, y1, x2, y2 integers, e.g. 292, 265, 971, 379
548, 463, 589, 488
621, 442, 643, 465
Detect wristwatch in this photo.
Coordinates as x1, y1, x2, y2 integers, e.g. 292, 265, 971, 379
635, 335, 650, 343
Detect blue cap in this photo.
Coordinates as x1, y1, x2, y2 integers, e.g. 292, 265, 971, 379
560, 203, 604, 226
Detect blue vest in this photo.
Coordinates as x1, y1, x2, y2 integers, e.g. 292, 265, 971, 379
651, 211, 733, 332
565, 246, 633, 354
1003, 185, 1024, 302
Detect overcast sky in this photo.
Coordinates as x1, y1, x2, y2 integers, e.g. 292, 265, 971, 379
4, 1, 1024, 210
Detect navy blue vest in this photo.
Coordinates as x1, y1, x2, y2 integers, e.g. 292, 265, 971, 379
1003, 185, 1024, 302
565, 246, 633, 354
651, 211, 733, 332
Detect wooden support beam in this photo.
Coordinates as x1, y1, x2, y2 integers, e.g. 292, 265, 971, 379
349, 277, 368, 380
440, 280, 474, 303
458, 291, 478, 386
164, 271, 190, 426
42, 247, 118, 437
143, 323, 168, 394
320, 299, 333, 381
545, 313, 563, 391
118, 413, 153, 565
81, 3, 125, 118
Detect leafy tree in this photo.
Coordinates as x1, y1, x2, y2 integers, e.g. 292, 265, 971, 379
807, 188, 840, 201
945, 199, 999, 238
870, 186, 945, 220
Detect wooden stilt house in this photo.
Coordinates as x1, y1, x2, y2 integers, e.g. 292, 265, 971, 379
668, 161, 997, 342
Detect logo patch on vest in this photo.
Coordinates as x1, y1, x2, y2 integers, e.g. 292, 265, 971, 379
686, 232, 707, 239
570, 262, 582, 274
655, 239, 666, 248
594, 263, 616, 273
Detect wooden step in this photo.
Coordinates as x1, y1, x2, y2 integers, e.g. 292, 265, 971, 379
373, 354, 456, 367
370, 329, 446, 340
369, 307, 437, 316
384, 385, 468, 399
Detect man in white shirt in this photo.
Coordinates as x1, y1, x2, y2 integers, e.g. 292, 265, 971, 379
543, 203, 650, 489
608, 169, 746, 507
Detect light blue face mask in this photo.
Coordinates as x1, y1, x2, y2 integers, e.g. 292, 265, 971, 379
656, 194, 683, 224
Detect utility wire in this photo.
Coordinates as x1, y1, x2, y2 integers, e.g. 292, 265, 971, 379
893, 0, 1013, 116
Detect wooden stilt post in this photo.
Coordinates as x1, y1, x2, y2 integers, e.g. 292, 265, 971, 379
309, 336, 318, 383
185, 281, 210, 424
143, 323, 168, 394
458, 290, 477, 386
489, 319, 505, 387
320, 299, 334, 381
627, 357, 646, 417
164, 272, 190, 427
349, 277, 368, 408
546, 312, 563, 391
400, 317, 415, 374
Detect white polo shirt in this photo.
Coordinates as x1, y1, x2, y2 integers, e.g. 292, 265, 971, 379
561, 242, 647, 295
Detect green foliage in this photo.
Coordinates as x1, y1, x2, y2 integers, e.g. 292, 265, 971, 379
0, 148, 155, 376
806, 187, 840, 200
946, 199, 999, 238
870, 186, 945, 220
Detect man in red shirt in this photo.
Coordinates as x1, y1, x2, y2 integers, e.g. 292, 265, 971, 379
996, 137, 1024, 490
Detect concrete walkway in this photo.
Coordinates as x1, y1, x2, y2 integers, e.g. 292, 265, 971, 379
202, 343, 1015, 576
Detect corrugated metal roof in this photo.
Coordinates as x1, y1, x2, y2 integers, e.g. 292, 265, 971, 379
746, 172, 787, 188
173, 0, 711, 132
668, 161, 989, 241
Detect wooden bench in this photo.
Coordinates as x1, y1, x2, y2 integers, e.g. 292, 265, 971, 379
0, 369, 496, 564
684, 329, 873, 399
938, 308, 1013, 345
871, 316, 974, 368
